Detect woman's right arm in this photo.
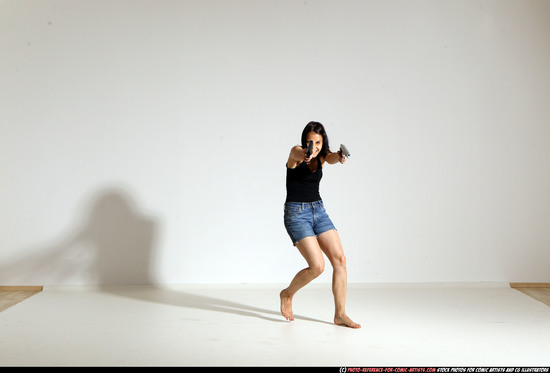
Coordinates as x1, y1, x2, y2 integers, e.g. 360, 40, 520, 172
287, 145, 308, 169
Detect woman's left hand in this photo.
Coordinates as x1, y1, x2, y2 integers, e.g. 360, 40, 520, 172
339, 151, 347, 164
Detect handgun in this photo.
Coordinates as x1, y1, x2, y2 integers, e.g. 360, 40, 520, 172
306, 141, 314, 158
340, 144, 350, 158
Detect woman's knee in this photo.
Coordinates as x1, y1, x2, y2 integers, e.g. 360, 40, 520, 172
332, 253, 346, 270
310, 261, 325, 277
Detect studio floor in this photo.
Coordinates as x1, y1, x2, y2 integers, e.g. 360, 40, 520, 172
1, 283, 550, 366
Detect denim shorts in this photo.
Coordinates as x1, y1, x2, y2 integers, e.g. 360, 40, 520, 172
283, 200, 337, 245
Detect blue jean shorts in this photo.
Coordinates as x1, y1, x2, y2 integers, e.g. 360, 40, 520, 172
283, 200, 337, 245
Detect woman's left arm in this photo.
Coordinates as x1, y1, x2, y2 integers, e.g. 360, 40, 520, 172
325, 150, 347, 165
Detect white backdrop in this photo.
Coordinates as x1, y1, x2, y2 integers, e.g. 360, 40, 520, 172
2, 0, 549, 285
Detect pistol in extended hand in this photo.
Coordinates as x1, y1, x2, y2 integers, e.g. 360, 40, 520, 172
340, 144, 351, 158
306, 141, 314, 158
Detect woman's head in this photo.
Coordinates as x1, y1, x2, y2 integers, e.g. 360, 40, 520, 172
301, 121, 330, 158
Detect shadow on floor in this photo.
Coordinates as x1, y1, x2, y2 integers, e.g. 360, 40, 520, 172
100, 285, 333, 325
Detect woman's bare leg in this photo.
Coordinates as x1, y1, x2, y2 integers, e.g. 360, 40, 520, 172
317, 229, 361, 328
280, 236, 325, 321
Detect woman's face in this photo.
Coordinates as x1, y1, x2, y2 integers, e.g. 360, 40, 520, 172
306, 131, 323, 158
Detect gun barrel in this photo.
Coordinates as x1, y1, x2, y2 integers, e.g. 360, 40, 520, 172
306, 141, 314, 157
340, 144, 350, 157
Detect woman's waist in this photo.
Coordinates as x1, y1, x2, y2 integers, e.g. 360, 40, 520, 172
284, 200, 324, 210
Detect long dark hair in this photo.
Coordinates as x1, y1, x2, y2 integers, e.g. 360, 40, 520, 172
301, 121, 330, 158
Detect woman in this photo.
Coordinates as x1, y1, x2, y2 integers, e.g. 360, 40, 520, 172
280, 121, 360, 329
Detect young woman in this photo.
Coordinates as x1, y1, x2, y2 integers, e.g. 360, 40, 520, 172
280, 121, 360, 329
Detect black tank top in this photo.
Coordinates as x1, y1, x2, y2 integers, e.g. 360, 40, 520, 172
285, 157, 323, 203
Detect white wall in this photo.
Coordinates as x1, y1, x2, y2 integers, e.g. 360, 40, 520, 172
2, 0, 549, 285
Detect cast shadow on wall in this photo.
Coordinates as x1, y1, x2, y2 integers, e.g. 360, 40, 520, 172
0, 188, 155, 285
1, 188, 328, 324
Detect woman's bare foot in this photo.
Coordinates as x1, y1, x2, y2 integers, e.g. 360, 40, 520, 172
334, 314, 361, 329
280, 289, 294, 321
